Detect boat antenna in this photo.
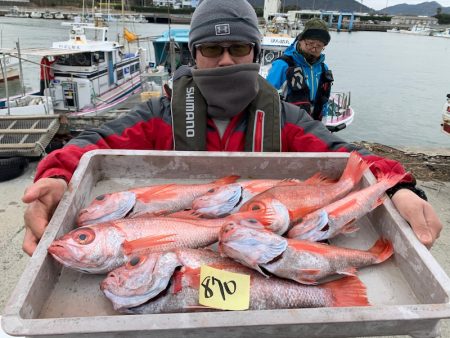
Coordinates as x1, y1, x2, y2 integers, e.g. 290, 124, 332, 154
82, 0, 85, 21
15, 40, 26, 96
168, 5, 176, 74
1, 54, 11, 115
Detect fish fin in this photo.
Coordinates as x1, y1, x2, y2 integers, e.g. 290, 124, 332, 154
339, 152, 370, 186
181, 266, 201, 289
323, 276, 370, 307
172, 270, 184, 293
338, 267, 358, 276
167, 210, 205, 219
341, 220, 360, 234
371, 197, 386, 210
296, 277, 319, 285
122, 234, 176, 255
376, 172, 409, 189
368, 238, 394, 264
133, 184, 179, 202
290, 206, 319, 224
275, 178, 302, 186
287, 239, 331, 255
328, 199, 358, 218
213, 175, 241, 185
303, 173, 336, 185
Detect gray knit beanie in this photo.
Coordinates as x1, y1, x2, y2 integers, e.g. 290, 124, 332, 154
189, 0, 261, 58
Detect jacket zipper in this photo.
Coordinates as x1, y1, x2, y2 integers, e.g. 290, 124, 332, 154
253, 110, 264, 152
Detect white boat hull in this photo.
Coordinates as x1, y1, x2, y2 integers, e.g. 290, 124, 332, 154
0, 95, 54, 116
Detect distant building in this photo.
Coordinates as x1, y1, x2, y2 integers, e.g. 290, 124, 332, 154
153, 0, 196, 8
391, 15, 438, 26
287, 9, 368, 24
0, 0, 30, 6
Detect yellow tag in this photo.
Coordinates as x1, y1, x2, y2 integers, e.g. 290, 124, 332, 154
198, 265, 250, 311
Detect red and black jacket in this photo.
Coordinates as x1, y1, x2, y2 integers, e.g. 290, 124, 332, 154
35, 76, 415, 192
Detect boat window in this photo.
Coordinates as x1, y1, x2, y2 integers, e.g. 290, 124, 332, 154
117, 68, 124, 80
93, 52, 105, 64
56, 53, 92, 67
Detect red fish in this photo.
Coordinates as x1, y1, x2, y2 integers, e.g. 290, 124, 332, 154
48, 209, 277, 274
219, 222, 393, 285
287, 172, 407, 241
239, 152, 369, 227
76, 175, 240, 226
101, 248, 370, 313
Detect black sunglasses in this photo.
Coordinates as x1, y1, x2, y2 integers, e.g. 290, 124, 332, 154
195, 42, 255, 58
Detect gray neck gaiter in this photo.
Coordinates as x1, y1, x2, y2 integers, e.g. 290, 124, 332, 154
192, 63, 260, 119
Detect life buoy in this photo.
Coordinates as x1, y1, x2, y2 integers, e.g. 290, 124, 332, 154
264, 52, 275, 63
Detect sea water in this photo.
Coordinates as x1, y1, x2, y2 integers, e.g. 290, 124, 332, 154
1, 17, 449, 149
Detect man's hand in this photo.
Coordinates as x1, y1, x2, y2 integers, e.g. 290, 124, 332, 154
22, 178, 68, 256
392, 188, 443, 249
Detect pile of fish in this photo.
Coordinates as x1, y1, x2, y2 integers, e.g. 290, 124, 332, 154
48, 152, 405, 314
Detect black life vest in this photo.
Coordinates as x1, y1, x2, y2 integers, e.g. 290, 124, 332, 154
170, 66, 282, 152
278, 55, 333, 121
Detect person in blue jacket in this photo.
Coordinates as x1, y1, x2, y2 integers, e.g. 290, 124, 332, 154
266, 18, 333, 121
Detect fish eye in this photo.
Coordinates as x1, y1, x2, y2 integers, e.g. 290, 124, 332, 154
249, 202, 265, 211
126, 256, 146, 269
71, 228, 95, 245
246, 219, 258, 223
95, 194, 105, 201
129, 257, 140, 266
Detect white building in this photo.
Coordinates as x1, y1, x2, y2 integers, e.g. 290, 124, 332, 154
391, 15, 438, 26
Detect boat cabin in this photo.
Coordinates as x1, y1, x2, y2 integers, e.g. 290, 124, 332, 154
42, 21, 144, 114
152, 29, 193, 73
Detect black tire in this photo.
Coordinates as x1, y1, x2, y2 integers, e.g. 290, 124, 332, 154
0, 157, 29, 182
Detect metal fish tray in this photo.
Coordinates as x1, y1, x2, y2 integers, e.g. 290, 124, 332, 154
2, 150, 450, 338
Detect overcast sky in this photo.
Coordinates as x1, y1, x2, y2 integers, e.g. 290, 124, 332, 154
365, 0, 450, 10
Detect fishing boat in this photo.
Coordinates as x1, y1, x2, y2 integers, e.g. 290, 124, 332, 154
4, 6, 21, 17
30, 11, 42, 18
0, 55, 20, 83
42, 11, 54, 19
433, 27, 450, 39
259, 34, 295, 79
442, 94, 450, 136
386, 27, 400, 33
54, 12, 65, 20
399, 24, 433, 36
0, 18, 146, 116
151, 29, 193, 73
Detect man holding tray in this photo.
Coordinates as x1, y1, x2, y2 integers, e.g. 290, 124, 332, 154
21, 0, 442, 255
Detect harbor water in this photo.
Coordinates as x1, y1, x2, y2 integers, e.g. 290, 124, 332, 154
1, 17, 449, 150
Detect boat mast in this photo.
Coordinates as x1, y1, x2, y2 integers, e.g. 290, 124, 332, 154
1, 54, 11, 115
264, 0, 281, 22
168, 5, 176, 74
15, 40, 25, 96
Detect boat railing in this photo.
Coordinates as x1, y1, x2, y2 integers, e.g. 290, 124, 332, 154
327, 91, 352, 119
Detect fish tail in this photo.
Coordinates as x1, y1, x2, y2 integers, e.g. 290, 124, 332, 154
213, 175, 241, 185
368, 238, 394, 264
377, 172, 409, 189
339, 152, 369, 185
323, 276, 370, 307
122, 234, 176, 255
